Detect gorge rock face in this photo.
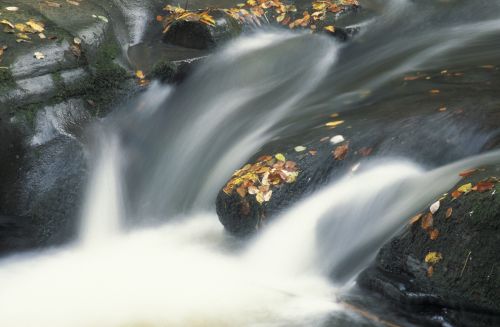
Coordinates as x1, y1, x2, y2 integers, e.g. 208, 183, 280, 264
358, 165, 500, 326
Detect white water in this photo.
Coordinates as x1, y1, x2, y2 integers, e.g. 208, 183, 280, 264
2, 1, 500, 324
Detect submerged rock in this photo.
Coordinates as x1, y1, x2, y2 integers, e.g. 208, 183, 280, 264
358, 165, 500, 325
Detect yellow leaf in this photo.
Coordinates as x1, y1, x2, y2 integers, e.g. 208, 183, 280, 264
457, 183, 472, 193
276, 13, 286, 23
325, 120, 345, 127
324, 25, 335, 33
26, 20, 45, 33
425, 251, 443, 264
0, 19, 15, 29
312, 2, 328, 10
135, 70, 145, 80
275, 153, 286, 162
15, 23, 31, 33
200, 13, 216, 26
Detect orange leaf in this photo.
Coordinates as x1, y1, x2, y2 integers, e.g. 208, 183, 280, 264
451, 190, 462, 199
333, 143, 349, 160
409, 213, 423, 225
429, 228, 439, 240
473, 181, 495, 192
445, 207, 452, 219
421, 213, 433, 230
459, 168, 477, 178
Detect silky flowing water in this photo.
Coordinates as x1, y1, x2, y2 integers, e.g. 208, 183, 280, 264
1, 0, 500, 326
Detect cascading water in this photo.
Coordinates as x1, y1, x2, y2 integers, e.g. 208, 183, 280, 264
1, 0, 500, 326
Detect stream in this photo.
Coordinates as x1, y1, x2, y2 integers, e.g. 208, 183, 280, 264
0, 0, 500, 326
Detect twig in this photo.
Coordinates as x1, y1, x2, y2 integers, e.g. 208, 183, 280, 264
460, 250, 472, 278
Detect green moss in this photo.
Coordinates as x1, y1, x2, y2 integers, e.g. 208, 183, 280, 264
151, 60, 177, 83
0, 68, 15, 89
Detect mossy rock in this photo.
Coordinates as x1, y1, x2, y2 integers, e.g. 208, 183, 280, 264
358, 165, 500, 321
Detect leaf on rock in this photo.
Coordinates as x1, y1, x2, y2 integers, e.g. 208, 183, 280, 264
324, 25, 335, 33
333, 143, 349, 160
409, 213, 423, 225
34, 51, 45, 59
459, 168, 477, 178
421, 213, 433, 230
445, 207, 452, 219
294, 145, 306, 152
429, 200, 440, 214
429, 228, 439, 240
473, 181, 495, 192
425, 251, 443, 264
457, 183, 472, 194
275, 153, 286, 162
325, 120, 344, 127
26, 20, 45, 33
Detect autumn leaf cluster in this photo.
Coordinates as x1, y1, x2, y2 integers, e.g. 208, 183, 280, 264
223, 153, 299, 204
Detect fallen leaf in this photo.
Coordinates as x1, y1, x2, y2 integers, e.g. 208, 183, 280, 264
309, 150, 317, 156
236, 186, 247, 198
429, 228, 439, 240
320, 136, 329, 142
73, 37, 82, 45
409, 213, 423, 225
445, 207, 452, 219
0, 19, 15, 29
26, 20, 45, 33
430, 89, 440, 94
324, 25, 335, 33
359, 147, 373, 157
136, 70, 145, 80
451, 190, 462, 199
473, 181, 495, 192
275, 153, 286, 162
38, 33, 46, 39
457, 183, 472, 194
330, 135, 345, 144
430, 200, 440, 214
459, 168, 477, 177
294, 145, 306, 152
34, 51, 45, 59
404, 75, 421, 81
66, 0, 80, 6
421, 213, 433, 230
43, 1, 62, 8
427, 266, 434, 277
5, 6, 19, 12
200, 12, 216, 26
333, 143, 349, 160
97, 16, 109, 23
325, 120, 345, 127
425, 251, 443, 264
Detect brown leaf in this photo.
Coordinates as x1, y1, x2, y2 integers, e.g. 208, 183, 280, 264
451, 190, 462, 199
445, 207, 452, 219
473, 181, 495, 192
429, 89, 440, 94
427, 266, 434, 277
409, 213, 423, 225
333, 143, 349, 160
429, 228, 439, 240
459, 168, 477, 178
359, 147, 373, 157
421, 213, 433, 230
236, 186, 247, 198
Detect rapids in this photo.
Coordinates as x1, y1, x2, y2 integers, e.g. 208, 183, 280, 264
1, 0, 500, 326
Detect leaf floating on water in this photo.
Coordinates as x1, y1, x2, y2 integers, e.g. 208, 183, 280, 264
421, 213, 433, 230
430, 89, 440, 94
430, 200, 440, 214
43, 1, 62, 8
309, 150, 318, 156
5, 6, 19, 12
136, 70, 145, 79
66, 0, 80, 6
427, 266, 434, 277
294, 146, 306, 152
325, 120, 344, 127
425, 251, 443, 264
445, 207, 453, 219
359, 147, 373, 157
333, 143, 349, 160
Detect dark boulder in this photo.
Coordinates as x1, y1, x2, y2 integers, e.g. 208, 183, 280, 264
162, 9, 242, 50
358, 165, 500, 325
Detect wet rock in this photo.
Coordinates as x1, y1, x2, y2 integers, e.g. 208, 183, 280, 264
163, 9, 242, 50
216, 66, 500, 236
357, 165, 500, 324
